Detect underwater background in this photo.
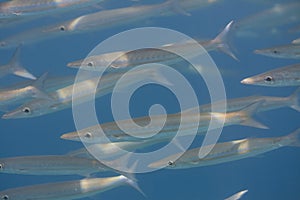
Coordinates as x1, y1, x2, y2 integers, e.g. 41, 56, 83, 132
0, 0, 300, 199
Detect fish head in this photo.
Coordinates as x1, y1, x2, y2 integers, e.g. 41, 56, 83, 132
61, 129, 101, 143
241, 71, 283, 87
148, 154, 181, 170
67, 55, 113, 71
254, 47, 289, 59
2, 99, 53, 119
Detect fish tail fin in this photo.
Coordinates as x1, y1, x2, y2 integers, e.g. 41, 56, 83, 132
9, 45, 36, 80
165, 0, 191, 16
288, 87, 300, 112
211, 20, 238, 60
124, 175, 146, 197
225, 189, 248, 200
31, 73, 52, 100
286, 128, 300, 147
239, 101, 269, 129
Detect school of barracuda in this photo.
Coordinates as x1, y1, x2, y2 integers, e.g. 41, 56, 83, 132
0, 0, 299, 199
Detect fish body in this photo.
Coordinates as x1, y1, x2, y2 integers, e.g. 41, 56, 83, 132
2, 67, 169, 118
234, 3, 300, 37
0, 155, 109, 176
198, 88, 300, 113
61, 101, 267, 144
67, 21, 236, 70
241, 63, 300, 87
148, 128, 300, 169
254, 43, 300, 59
0, 175, 142, 200
0, 0, 101, 18
0, 0, 229, 49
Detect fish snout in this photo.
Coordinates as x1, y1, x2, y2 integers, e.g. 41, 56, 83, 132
240, 78, 254, 85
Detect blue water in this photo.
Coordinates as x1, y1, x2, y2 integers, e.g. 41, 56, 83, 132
1, 0, 300, 199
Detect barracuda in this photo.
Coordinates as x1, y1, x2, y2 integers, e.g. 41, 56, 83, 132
148, 128, 300, 169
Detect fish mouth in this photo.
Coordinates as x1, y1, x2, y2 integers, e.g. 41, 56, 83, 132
253, 49, 262, 54
240, 77, 254, 85
2, 112, 17, 119
60, 132, 78, 140
67, 61, 82, 68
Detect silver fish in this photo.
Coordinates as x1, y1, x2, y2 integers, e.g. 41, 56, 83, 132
254, 43, 300, 59
2, 67, 169, 119
67, 20, 236, 70
0, 0, 225, 49
234, 3, 300, 37
197, 88, 300, 113
241, 63, 300, 87
60, 101, 268, 144
0, 0, 102, 18
148, 128, 300, 169
0, 175, 143, 200
0, 155, 110, 176
0, 45, 36, 80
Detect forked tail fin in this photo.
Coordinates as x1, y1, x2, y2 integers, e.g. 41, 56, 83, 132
211, 20, 238, 60
288, 87, 300, 112
225, 189, 248, 200
286, 128, 300, 147
124, 175, 146, 197
239, 101, 269, 129
8, 45, 36, 80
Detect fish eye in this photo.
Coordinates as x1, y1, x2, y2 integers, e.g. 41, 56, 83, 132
22, 107, 31, 114
0, 163, 3, 170
0, 42, 6, 47
84, 132, 92, 139
1, 195, 9, 200
273, 50, 279, 54
59, 26, 66, 31
87, 62, 94, 67
168, 160, 174, 166
264, 76, 273, 82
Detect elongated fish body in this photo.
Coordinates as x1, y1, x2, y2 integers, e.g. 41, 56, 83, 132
254, 43, 300, 59
67, 21, 236, 70
148, 128, 300, 169
0, 0, 101, 18
241, 63, 300, 87
0, 1, 176, 48
61, 101, 267, 144
2, 67, 169, 119
0, 1, 231, 50
0, 175, 141, 200
0, 155, 110, 176
198, 88, 300, 113
234, 3, 300, 37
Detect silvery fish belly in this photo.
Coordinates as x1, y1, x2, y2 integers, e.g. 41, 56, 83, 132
0, 175, 142, 200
